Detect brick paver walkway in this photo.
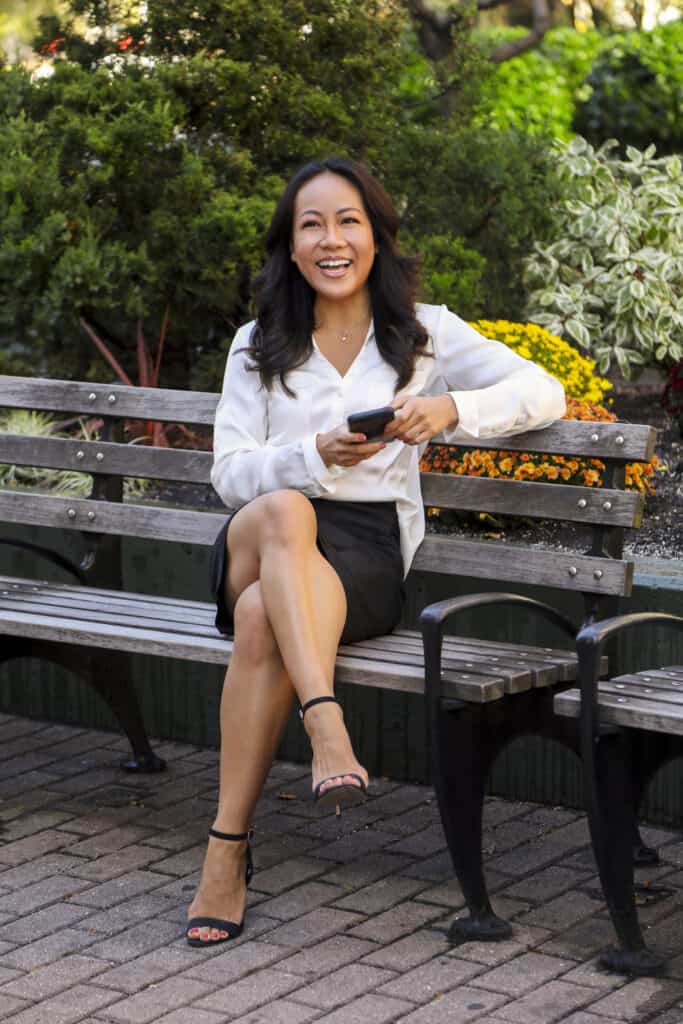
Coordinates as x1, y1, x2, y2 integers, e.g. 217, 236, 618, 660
1, 712, 683, 1023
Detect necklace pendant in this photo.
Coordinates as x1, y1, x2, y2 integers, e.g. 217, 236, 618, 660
340, 332, 349, 343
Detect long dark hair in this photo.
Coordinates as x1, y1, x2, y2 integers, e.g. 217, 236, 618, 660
244, 156, 430, 395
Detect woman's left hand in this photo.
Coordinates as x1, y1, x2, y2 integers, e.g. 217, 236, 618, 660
382, 394, 459, 446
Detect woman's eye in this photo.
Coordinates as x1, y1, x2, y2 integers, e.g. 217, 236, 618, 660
301, 219, 320, 229
342, 216, 360, 224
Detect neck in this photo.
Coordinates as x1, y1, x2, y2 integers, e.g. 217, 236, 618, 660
314, 293, 371, 332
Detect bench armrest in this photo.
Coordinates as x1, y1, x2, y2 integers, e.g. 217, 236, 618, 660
577, 612, 683, 725
420, 593, 577, 705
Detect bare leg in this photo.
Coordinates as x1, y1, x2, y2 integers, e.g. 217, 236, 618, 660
188, 492, 367, 942
224, 491, 368, 797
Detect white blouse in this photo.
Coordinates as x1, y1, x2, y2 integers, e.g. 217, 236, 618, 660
212, 303, 566, 576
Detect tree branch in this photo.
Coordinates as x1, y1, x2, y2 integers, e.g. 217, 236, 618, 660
487, 0, 551, 63
407, 0, 551, 65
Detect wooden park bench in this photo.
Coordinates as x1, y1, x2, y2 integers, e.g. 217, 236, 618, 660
0, 373, 675, 974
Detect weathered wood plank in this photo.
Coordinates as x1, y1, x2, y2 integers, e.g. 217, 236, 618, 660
420, 474, 643, 528
0, 494, 634, 594
413, 535, 633, 596
0, 591, 536, 693
596, 680, 683, 705
0, 376, 218, 424
0, 375, 655, 459
554, 689, 683, 736
0, 437, 642, 529
0, 491, 224, 545
343, 633, 559, 687
0, 606, 505, 702
0, 576, 217, 613
433, 420, 655, 462
607, 672, 683, 695
0, 435, 212, 484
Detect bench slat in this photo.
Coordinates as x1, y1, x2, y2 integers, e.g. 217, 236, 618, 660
0, 490, 224, 544
421, 473, 643, 528
554, 689, 683, 736
0, 605, 507, 702
0, 435, 642, 528
0, 375, 655, 460
345, 633, 561, 687
413, 535, 633, 596
0, 576, 587, 684
0, 376, 218, 425
0, 495, 634, 595
0, 435, 212, 484
596, 680, 683, 705
433, 420, 655, 462
0, 591, 539, 695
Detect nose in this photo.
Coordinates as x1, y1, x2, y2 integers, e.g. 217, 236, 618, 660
320, 221, 344, 247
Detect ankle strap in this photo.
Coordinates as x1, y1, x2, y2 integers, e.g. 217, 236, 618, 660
209, 827, 254, 842
299, 695, 341, 721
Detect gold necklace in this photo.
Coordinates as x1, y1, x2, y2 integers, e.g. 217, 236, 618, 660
315, 315, 371, 344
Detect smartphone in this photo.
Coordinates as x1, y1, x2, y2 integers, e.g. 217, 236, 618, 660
347, 406, 395, 441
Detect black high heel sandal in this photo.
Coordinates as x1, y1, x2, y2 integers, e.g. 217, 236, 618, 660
299, 696, 369, 810
186, 827, 254, 947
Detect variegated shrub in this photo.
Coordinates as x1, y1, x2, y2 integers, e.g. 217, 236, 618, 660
524, 137, 683, 378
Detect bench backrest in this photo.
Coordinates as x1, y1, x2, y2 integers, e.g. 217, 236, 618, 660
0, 376, 656, 604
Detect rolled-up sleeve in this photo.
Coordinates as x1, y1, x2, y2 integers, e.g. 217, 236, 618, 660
211, 326, 343, 509
431, 306, 566, 440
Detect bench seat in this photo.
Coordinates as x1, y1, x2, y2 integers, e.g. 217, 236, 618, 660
555, 667, 683, 735
0, 574, 583, 704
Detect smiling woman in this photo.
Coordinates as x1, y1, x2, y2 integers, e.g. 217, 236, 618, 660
291, 173, 377, 316
186, 155, 566, 949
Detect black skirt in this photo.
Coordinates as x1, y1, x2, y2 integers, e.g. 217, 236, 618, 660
209, 497, 406, 645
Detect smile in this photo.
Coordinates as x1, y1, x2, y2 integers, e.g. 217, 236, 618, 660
316, 258, 353, 278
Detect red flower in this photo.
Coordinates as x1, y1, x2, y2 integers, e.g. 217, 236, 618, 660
117, 35, 135, 51
40, 36, 65, 55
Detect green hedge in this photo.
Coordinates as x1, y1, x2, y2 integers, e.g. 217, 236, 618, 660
475, 27, 603, 140
573, 22, 683, 154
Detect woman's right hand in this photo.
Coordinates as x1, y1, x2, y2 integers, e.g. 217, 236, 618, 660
316, 425, 386, 468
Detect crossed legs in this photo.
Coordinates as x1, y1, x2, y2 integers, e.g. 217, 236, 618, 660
187, 490, 368, 942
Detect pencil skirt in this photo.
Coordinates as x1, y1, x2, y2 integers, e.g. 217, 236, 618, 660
209, 496, 406, 645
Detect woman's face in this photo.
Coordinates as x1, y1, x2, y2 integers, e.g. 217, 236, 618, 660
290, 171, 376, 307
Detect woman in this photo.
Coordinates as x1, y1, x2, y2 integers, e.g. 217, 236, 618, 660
186, 156, 565, 947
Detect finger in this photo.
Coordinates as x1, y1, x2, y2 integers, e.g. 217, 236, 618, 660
390, 395, 412, 410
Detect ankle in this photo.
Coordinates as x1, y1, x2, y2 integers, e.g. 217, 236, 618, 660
302, 703, 345, 742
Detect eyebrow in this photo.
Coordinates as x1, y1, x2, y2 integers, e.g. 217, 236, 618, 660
298, 207, 363, 218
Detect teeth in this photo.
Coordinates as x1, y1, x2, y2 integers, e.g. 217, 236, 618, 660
318, 259, 351, 268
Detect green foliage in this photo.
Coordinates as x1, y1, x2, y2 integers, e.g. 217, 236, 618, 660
408, 233, 485, 319
524, 136, 683, 377
574, 22, 683, 155
0, 1, 563, 390
390, 124, 563, 320
476, 27, 603, 141
0, 59, 281, 386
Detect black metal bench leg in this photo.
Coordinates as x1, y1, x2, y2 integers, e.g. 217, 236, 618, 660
87, 650, 167, 773
433, 704, 512, 943
588, 731, 665, 976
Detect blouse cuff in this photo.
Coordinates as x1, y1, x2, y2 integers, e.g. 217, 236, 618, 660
301, 433, 344, 490
445, 391, 480, 440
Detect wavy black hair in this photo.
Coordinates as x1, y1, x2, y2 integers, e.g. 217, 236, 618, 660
243, 156, 430, 395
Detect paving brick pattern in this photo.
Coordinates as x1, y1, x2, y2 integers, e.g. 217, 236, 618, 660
1, 714, 683, 1023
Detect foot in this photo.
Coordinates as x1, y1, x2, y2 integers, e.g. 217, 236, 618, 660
302, 700, 369, 801
186, 833, 249, 943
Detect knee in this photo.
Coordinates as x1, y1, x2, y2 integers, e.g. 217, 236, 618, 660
232, 586, 279, 665
259, 489, 316, 548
